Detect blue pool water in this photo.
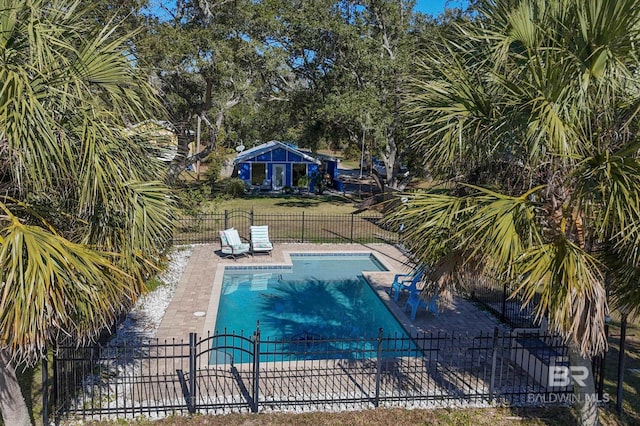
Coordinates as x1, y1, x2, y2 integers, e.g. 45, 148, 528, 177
212, 253, 417, 363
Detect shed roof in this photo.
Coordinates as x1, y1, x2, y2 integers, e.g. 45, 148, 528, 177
234, 140, 320, 164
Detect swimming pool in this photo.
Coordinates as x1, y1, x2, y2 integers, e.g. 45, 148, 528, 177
211, 253, 417, 363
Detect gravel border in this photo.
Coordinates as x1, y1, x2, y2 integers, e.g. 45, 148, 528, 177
110, 245, 194, 344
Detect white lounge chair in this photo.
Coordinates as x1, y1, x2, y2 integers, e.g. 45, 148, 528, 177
219, 228, 250, 259
250, 225, 273, 255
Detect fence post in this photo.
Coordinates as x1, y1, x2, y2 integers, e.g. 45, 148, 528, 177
501, 281, 507, 322
374, 328, 383, 407
301, 211, 305, 243
489, 327, 499, 402
42, 349, 49, 426
350, 213, 355, 243
52, 344, 58, 424
250, 208, 254, 227
224, 210, 229, 230
597, 323, 609, 400
252, 322, 261, 413
189, 333, 197, 414
616, 314, 628, 414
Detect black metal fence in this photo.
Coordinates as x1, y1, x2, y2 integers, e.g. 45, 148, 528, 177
172, 210, 398, 245
467, 275, 540, 329
466, 276, 606, 399
50, 326, 576, 423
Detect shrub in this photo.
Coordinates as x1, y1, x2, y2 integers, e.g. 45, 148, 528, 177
177, 184, 208, 214
312, 172, 331, 194
221, 178, 247, 198
205, 153, 225, 192
297, 176, 310, 188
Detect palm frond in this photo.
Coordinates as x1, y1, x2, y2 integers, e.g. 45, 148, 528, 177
0, 203, 134, 363
457, 185, 543, 275
514, 237, 608, 357
404, 37, 506, 176
606, 248, 640, 319
0, 0, 172, 364
0, 67, 64, 192
387, 185, 543, 280
574, 151, 640, 261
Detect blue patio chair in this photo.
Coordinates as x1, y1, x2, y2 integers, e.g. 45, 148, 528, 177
405, 289, 439, 321
387, 270, 423, 302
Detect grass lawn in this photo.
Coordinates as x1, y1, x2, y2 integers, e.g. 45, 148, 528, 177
173, 194, 394, 245
84, 407, 581, 425
200, 193, 360, 215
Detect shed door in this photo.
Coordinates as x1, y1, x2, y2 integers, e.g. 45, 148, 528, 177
272, 164, 286, 190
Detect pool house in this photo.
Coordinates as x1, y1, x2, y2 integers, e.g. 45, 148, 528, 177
234, 141, 321, 191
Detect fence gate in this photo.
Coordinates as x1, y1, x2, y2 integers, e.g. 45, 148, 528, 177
222, 210, 254, 242
191, 331, 259, 414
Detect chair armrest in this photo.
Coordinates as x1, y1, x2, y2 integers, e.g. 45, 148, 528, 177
392, 273, 412, 284
393, 273, 412, 280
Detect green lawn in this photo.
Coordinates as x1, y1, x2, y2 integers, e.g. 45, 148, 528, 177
200, 193, 361, 215
84, 407, 581, 425
173, 196, 395, 245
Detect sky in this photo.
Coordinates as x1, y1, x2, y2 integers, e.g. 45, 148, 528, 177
414, 0, 469, 17
147, 1, 470, 21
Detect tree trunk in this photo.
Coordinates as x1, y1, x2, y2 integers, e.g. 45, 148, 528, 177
0, 348, 31, 426
381, 139, 398, 189
569, 346, 600, 426
166, 95, 242, 184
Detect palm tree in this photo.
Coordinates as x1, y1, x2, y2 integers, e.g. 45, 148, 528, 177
392, 1, 640, 424
0, 1, 174, 424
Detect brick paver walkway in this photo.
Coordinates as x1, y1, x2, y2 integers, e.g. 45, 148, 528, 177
156, 243, 508, 340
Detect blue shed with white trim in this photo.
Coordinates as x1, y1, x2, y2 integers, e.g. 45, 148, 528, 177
234, 141, 321, 191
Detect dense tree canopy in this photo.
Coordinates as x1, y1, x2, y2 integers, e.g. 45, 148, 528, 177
132, 0, 432, 187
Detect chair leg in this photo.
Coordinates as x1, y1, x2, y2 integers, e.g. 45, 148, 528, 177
393, 287, 401, 302
426, 297, 439, 317
404, 300, 418, 321
389, 288, 396, 299
428, 302, 438, 317
410, 304, 418, 321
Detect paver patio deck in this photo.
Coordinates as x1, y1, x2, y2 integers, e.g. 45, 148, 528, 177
156, 243, 509, 340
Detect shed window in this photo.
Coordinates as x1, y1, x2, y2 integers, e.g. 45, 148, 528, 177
293, 163, 307, 186
251, 163, 266, 185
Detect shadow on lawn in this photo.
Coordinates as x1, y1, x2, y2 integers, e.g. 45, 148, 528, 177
273, 200, 322, 208
273, 195, 354, 209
